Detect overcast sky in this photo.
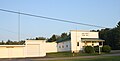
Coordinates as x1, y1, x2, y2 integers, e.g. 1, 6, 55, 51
0, 0, 120, 41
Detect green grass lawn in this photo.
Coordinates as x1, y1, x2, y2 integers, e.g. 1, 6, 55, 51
38, 51, 120, 61
46, 52, 102, 57
43, 56, 120, 61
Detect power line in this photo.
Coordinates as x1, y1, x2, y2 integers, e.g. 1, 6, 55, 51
0, 27, 17, 34
0, 8, 106, 28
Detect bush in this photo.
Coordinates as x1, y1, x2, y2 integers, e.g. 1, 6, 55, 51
84, 46, 94, 53
94, 46, 99, 52
102, 45, 111, 53
94, 46, 102, 52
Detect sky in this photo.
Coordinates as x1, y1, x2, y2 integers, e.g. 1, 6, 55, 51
0, 0, 120, 41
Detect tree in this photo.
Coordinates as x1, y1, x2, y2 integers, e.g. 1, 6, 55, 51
113, 21, 120, 49
0, 40, 5, 45
17, 40, 25, 45
99, 28, 111, 45
117, 21, 120, 27
35, 37, 46, 40
99, 21, 120, 50
0, 40, 25, 45
6, 40, 13, 45
2, 41, 4, 44
47, 34, 57, 42
61, 33, 67, 38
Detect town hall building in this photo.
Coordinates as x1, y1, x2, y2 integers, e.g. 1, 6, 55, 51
57, 30, 104, 52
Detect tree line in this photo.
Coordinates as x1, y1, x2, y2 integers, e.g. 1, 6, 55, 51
0, 40, 25, 45
99, 21, 120, 50
26, 32, 70, 43
91, 21, 120, 50
0, 33, 70, 45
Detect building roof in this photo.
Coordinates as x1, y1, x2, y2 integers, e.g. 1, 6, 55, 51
81, 38, 105, 42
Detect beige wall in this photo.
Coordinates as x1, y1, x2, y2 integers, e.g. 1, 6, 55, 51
0, 45, 25, 58
46, 42, 57, 53
25, 40, 46, 57
0, 40, 46, 58
71, 30, 81, 52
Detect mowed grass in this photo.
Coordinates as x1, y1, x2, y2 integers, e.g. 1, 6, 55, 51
43, 56, 120, 61
46, 52, 100, 57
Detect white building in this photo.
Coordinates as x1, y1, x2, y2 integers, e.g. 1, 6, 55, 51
0, 40, 46, 58
57, 30, 104, 52
0, 30, 104, 58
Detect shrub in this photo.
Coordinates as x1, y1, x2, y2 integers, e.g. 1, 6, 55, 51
84, 46, 94, 53
94, 46, 99, 52
94, 46, 102, 52
102, 45, 111, 53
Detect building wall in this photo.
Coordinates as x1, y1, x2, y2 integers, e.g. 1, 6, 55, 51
46, 42, 57, 53
0, 45, 25, 58
0, 40, 46, 58
25, 40, 46, 57
71, 30, 81, 52
70, 30, 99, 52
57, 41, 71, 52
81, 32, 98, 38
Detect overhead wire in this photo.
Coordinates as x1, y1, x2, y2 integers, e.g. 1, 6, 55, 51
0, 27, 17, 34
0, 8, 106, 28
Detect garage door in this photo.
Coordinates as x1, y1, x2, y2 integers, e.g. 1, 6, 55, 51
27, 44, 40, 56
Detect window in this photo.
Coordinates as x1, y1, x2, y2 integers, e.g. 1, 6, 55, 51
86, 34, 88, 36
66, 45, 68, 47
77, 42, 79, 46
59, 46, 61, 48
62, 46, 64, 48
92, 44, 94, 46
82, 35, 85, 36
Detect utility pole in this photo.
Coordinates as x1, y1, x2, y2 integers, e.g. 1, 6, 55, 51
18, 12, 20, 41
